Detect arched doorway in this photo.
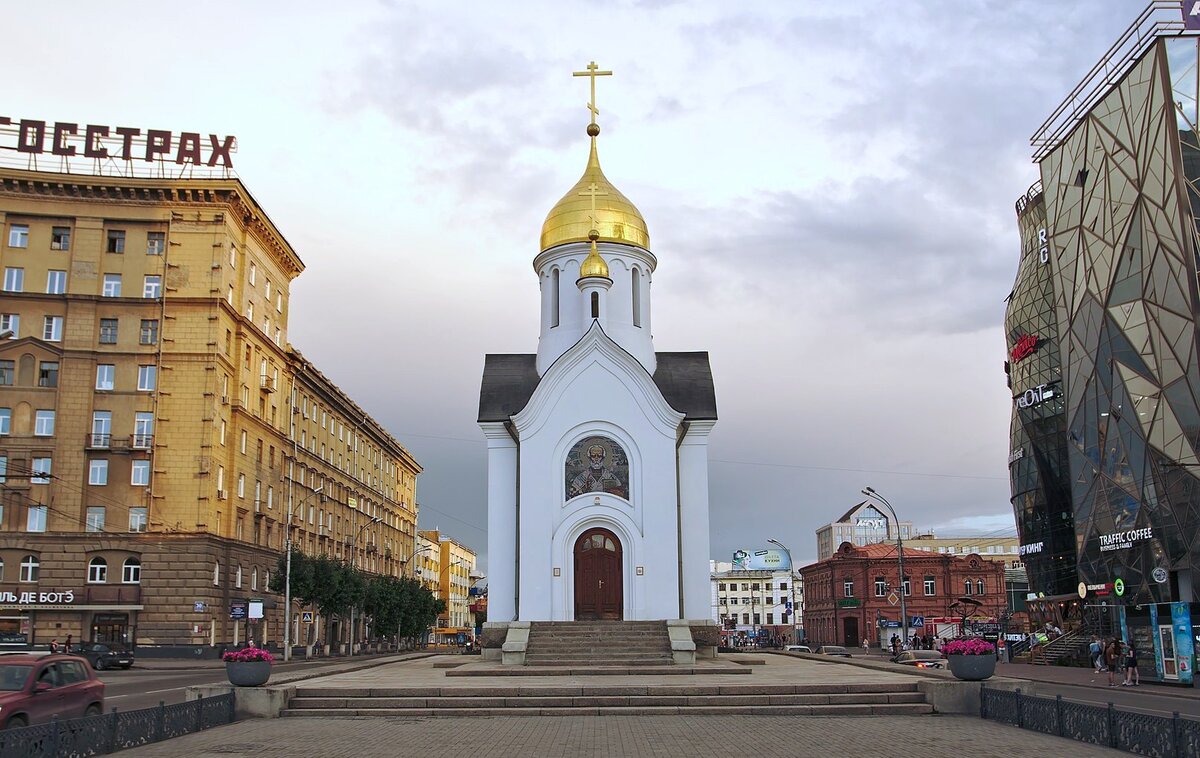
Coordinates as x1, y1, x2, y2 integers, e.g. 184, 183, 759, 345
574, 528, 623, 620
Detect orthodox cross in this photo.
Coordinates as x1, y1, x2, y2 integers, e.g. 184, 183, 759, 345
579, 180, 608, 231
573, 60, 612, 126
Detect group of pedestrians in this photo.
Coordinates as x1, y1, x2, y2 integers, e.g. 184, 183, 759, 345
1088, 635, 1140, 686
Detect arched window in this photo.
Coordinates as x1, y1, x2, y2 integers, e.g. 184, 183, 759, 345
590, 291, 599, 319
19, 555, 39, 583
976, 579, 985, 595
252, 567, 258, 591
236, 565, 243, 589
88, 557, 108, 584
551, 269, 560, 328
213, 562, 220, 586
122, 558, 141, 584
632, 268, 641, 327
964, 579, 972, 596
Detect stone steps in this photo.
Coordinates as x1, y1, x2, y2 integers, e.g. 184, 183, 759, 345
283, 682, 932, 717
445, 665, 748, 677
524, 620, 675, 668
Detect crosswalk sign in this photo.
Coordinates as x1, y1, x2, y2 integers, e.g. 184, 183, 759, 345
301, 611, 314, 623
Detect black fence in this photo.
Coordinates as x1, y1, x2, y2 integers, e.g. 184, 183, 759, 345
981, 686, 1200, 757
0, 693, 234, 758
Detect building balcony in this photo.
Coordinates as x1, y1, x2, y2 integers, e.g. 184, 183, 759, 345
85, 435, 149, 454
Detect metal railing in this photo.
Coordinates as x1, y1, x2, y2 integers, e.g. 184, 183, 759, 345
981, 686, 1200, 757
0, 693, 234, 758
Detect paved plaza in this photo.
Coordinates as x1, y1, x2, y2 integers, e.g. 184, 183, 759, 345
119, 713, 1122, 757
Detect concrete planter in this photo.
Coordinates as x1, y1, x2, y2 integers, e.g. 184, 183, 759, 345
947, 654, 996, 681
225, 660, 271, 687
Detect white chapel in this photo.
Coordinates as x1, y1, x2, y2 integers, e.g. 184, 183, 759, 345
478, 64, 717, 623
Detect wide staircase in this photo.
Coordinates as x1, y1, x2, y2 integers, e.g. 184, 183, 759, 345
524, 620, 673, 667
282, 680, 933, 718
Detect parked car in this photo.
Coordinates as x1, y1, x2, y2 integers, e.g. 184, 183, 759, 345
0, 654, 105, 728
890, 650, 946, 669
815, 645, 852, 657
74, 642, 134, 671
784, 645, 812, 653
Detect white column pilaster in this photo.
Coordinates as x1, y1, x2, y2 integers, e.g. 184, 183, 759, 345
482, 422, 518, 621
678, 420, 716, 619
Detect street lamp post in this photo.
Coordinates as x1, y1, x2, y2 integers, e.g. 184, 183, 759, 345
283, 482, 322, 662
348, 515, 383, 655
767, 538, 799, 645
861, 487, 908, 650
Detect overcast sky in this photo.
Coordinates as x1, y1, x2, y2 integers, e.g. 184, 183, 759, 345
8, 1, 1152, 569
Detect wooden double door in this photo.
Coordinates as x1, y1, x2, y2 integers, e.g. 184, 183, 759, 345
574, 528, 623, 620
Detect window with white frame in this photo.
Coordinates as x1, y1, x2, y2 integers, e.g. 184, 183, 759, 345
964, 580, 972, 596
123, 558, 141, 584
843, 578, 854, 597
91, 411, 112, 446
143, 275, 161, 298
131, 460, 150, 486
88, 459, 108, 486
0, 409, 8, 435
99, 318, 117, 344
88, 557, 108, 583
0, 314, 16, 337
8, 224, 28, 248
19, 554, 39, 581
235, 565, 243, 588
37, 361, 57, 387
226, 285, 233, 305
264, 279, 271, 299
146, 231, 165, 255
276, 291, 282, 312
31, 457, 51, 484
26, 506, 47, 533
139, 319, 158, 345
50, 226, 70, 250
249, 263, 256, 286
34, 410, 55, 436
137, 365, 156, 391
42, 316, 63, 342
3, 268, 23, 292
102, 274, 122, 297
902, 577, 911, 596
874, 577, 887, 597
133, 413, 153, 448
46, 270, 66, 294
128, 507, 147, 533
86, 506, 105, 532
96, 364, 115, 391
976, 579, 985, 595
924, 576, 936, 595
237, 473, 245, 498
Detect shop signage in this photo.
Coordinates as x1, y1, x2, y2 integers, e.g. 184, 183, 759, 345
1015, 383, 1056, 409
1078, 582, 1087, 599
0, 590, 75, 605
836, 599, 861, 608
1037, 228, 1049, 264
1018, 541, 1043, 556
1008, 448, 1026, 464
1098, 527, 1153, 552
1085, 583, 1111, 596
856, 518, 886, 530
229, 600, 248, 620
1010, 334, 1040, 363
1152, 566, 1169, 584
1, 117, 235, 168
1114, 578, 1125, 597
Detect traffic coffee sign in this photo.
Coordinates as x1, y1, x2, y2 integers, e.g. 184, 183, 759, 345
301, 611, 314, 624
1114, 578, 1125, 597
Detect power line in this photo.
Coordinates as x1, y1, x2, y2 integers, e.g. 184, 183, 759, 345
710, 458, 1006, 482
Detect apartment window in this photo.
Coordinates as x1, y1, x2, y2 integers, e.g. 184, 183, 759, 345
42, 316, 62, 342
976, 579, 985, 595
237, 473, 245, 498
229, 245, 237, 268
264, 279, 271, 299
128, 507, 148, 533
217, 466, 225, 492
964, 580, 972, 596
99, 318, 118, 344
0, 408, 9, 434
106, 230, 125, 253
874, 577, 887, 597
219, 420, 226, 446
96, 364, 115, 391
0, 456, 6, 483
88, 557, 108, 582
102, 274, 122, 297
131, 460, 150, 486
0, 314, 17, 338
3, 267, 23, 292
122, 558, 141, 584
31, 457, 51, 484
226, 285, 233, 305
139, 319, 158, 345
137, 365, 156, 391
246, 302, 254, 321
34, 410, 55, 436
902, 577, 911, 596
267, 486, 273, 509
146, 231, 165, 255
91, 411, 112, 446
37, 361, 58, 387
843, 579, 854, 598
924, 576, 936, 596
235, 565, 243, 588
133, 412, 153, 448
19, 554, 39, 581
27, 506, 47, 533
249, 263, 256, 286
240, 430, 247, 454
0, 362, 11, 386
276, 291, 282, 312
88, 459, 108, 485
767, 612, 774, 625
50, 226, 70, 250
274, 327, 281, 346
143, 275, 161, 298
8, 224, 28, 248
46, 270, 66, 294
86, 508, 106, 534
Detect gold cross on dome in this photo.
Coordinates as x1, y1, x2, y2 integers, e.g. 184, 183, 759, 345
573, 60, 612, 125
579, 180, 609, 228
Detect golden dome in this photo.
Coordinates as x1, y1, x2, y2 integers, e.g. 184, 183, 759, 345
578, 233, 610, 279
540, 138, 650, 252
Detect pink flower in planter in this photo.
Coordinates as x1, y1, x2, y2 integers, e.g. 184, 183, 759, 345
222, 647, 275, 663
942, 638, 995, 656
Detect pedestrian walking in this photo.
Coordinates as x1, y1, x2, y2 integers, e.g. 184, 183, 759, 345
1123, 643, 1140, 686
1089, 636, 1103, 672
49, 639, 59, 654
1104, 638, 1123, 686
65, 634, 73, 653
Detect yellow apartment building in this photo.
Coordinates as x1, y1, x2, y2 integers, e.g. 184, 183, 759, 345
417, 528, 476, 643
0, 166, 420, 654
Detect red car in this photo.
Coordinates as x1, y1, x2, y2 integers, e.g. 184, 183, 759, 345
0, 655, 105, 728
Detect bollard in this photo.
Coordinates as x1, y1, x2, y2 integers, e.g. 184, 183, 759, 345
156, 700, 166, 742
196, 693, 204, 730
108, 708, 119, 753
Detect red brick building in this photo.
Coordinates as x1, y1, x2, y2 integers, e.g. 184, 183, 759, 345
799, 542, 1006, 648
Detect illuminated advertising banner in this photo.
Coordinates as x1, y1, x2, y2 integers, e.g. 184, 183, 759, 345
732, 549, 792, 571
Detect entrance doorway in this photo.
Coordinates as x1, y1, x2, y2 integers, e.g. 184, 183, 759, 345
842, 616, 859, 648
574, 528, 623, 620
92, 613, 129, 645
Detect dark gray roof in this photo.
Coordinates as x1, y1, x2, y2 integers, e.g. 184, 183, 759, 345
477, 351, 717, 423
